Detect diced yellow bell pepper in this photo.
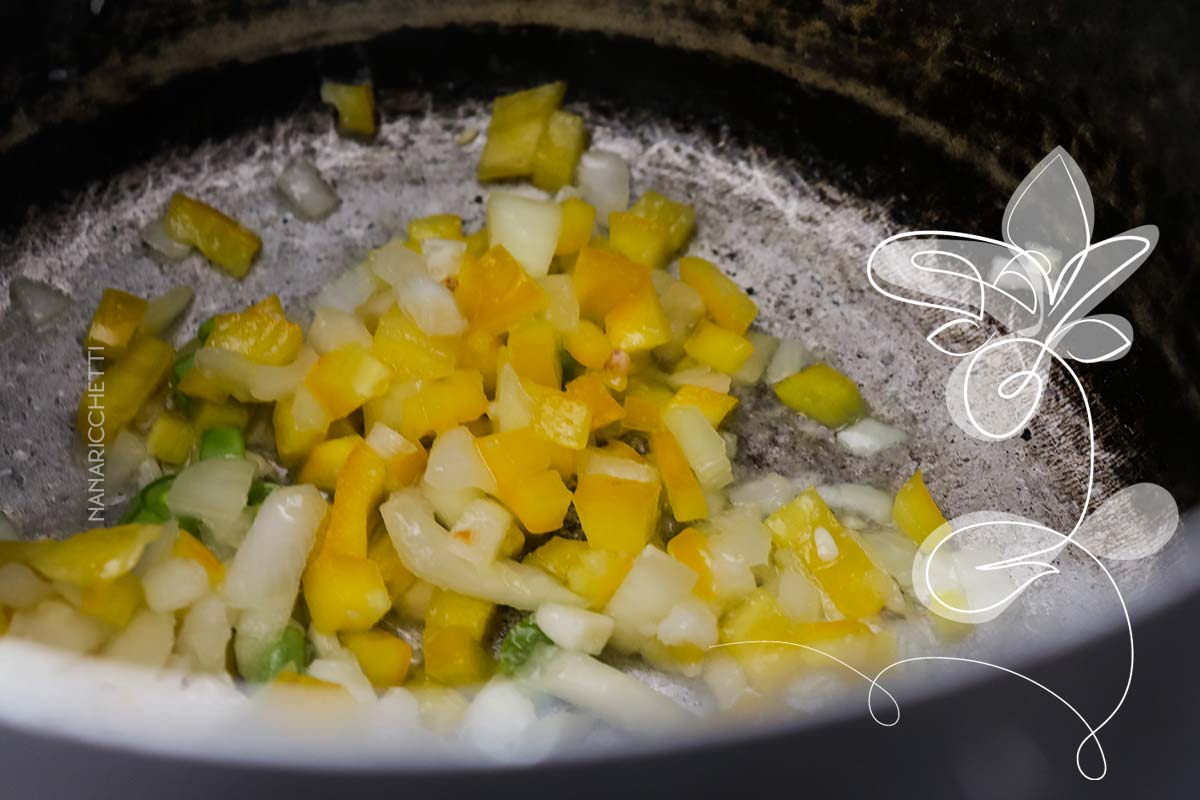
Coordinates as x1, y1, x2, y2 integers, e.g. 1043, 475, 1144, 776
85, 289, 147, 359
476, 429, 572, 533
164, 193, 261, 278
77, 336, 174, 445
773, 362, 867, 428
573, 473, 661, 554
605, 284, 672, 352
272, 670, 349, 693
524, 537, 632, 610
608, 211, 671, 269
272, 394, 328, 465
564, 320, 613, 370
421, 625, 493, 686
555, 197, 596, 256
367, 531, 417, 603
572, 246, 650, 321
146, 410, 195, 465
666, 527, 715, 599
320, 80, 376, 138
892, 469, 949, 544
683, 321, 754, 375
476, 427, 550, 485
322, 442, 387, 559
399, 370, 489, 442
297, 435, 363, 492
458, 329, 504, 395
464, 229, 489, 259
426, 590, 496, 641
532, 110, 587, 191
532, 393, 591, 451
478, 81, 566, 181
342, 630, 413, 686
565, 372, 625, 430
508, 468, 575, 534
622, 383, 674, 432
523, 537, 582, 583
667, 384, 738, 427
303, 552, 391, 634
651, 429, 708, 522
765, 488, 893, 620
508, 318, 561, 389
407, 214, 464, 247
368, 427, 427, 491
26, 524, 160, 588
191, 399, 252, 434
679, 256, 757, 334
78, 573, 143, 628
372, 305, 458, 380
363, 379, 420, 434
455, 246, 548, 336
172, 529, 225, 588
207, 295, 303, 366
629, 190, 695, 253
305, 345, 393, 420
176, 363, 234, 403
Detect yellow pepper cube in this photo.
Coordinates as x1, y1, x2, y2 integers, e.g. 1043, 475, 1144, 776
765, 488, 894, 620
477, 430, 572, 533
892, 469, 949, 544
667, 384, 739, 427
532, 110, 587, 191
172, 529, 225, 588
79, 573, 143, 628
302, 553, 391, 634
422, 625, 493, 686
272, 394, 328, 465
146, 410, 195, 465
77, 336, 175, 446
773, 362, 867, 428
208, 296, 304, 366
305, 345, 393, 420
191, 399, 252, 434
366, 425, 428, 491
508, 318, 561, 389
683, 321, 754, 374
629, 190, 696, 253
342, 630, 413, 686
666, 527, 715, 599
407, 214, 464, 246
322, 442, 388, 558
26, 524, 160, 588
297, 435, 364, 492
85, 289, 147, 359
532, 393, 591, 450
478, 81, 566, 181
555, 197, 596, 256
426, 590, 496, 641
456, 246, 548, 336
363, 379, 420, 434
679, 256, 757, 334
564, 320, 613, 370
565, 372, 625, 430
320, 81, 376, 138
507, 468, 574, 534
568, 547, 633, 610
371, 305, 458, 380
608, 211, 672, 269
164, 193, 261, 278
651, 429, 708, 522
524, 536, 585, 582
572, 246, 651, 322
464, 229, 489, 258
367, 531, 417, 603
399, 370, 489, 442
621, 383, 674, 432
176, 363, 234, 403
605, 284, 672, 352
573, 473, 661, 554
476, 427, 551, 486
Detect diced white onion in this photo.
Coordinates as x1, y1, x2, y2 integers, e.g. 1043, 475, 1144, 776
776, 568, 823, 622
309, 306, 372, 354
488, 363, 535, 432
194, 346, 318, 402
708, 507, 773, 567
702, 652, 750, 710
836, 417, 909, 457
142, 558, 209, 612
423, 426, 498, 495
420, 483, 485, 528
177, 594, 232, 673
576, 150, 630, 227
576, 450, 659, 484
859, 531, 918, 592
459, 678, 540, 762
9, 277, 71, 329
667, 365, 731, 394
107, 429, 148, 492
371, 240, 466, 335
662, 406, 733, 490
364, 422, 419, 462
102, 609, 175, 667
276, 158, 340, 221
486, 191, 563, 278
139, 286, 194, 336
422, 238, 468, 283
656, 597, 718, 649
165, 458, 256, 531
732, 331, 780, 385
306, 657, 376, 703
765, 337, 813, 384
536, 603, 614, 655
728, 473, 797, 514
447, 498, 513, 565
8, 600, 107, 653
314, 262, 381, 314
223, 484, 326, 610
0, 563, 54, 609
603, 545, 697, 643
140, 217, 192, 261
816, 482, 894, 525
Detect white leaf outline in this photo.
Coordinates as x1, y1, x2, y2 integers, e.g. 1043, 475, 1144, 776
1052, 314, 1133, 363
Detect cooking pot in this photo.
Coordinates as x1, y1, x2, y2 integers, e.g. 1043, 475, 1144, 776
0, 2, 1197, 797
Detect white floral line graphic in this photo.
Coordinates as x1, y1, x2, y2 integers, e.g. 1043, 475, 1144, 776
717, 148, 1180, 781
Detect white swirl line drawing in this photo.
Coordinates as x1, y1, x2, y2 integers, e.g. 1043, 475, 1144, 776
717, 147, 1179, 781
